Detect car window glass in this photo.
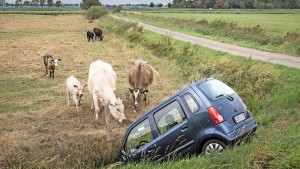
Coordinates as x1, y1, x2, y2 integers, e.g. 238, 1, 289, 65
126, 118, 153, 154
197, 79, 235, 100
154, 101, 186, 134
183, 94, 199, 113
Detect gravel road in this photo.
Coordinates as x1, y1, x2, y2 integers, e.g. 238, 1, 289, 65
112, 15, 300, 69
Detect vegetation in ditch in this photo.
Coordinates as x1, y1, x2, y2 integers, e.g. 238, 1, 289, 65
100, 16, 300, 168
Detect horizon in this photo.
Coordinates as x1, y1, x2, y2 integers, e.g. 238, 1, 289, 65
4, 0, 173, 5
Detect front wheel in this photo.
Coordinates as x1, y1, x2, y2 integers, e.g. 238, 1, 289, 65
202, 139, 227, 155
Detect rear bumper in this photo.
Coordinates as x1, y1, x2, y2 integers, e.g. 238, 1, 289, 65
213, 118, 257, 145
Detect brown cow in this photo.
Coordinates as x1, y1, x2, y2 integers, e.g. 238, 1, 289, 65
43, 54, 61, 78
128, 58, 160, 113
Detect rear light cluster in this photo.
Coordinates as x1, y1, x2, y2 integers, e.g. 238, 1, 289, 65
208, 106, 224, 125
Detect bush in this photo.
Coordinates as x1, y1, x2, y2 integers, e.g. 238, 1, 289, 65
86, 6, 108, 20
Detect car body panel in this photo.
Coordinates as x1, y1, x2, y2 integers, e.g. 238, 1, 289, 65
119, 78, 257, 163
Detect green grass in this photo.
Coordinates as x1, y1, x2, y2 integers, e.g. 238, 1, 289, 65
141, 13, 300, 36
115, 9, 300, 56
99, 16, 300, 169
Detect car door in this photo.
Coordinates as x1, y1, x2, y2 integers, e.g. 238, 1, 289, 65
150, 97, 197, 162
121, 117, 155, 162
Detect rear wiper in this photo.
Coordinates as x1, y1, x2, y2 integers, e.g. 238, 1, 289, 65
215, 94, 234, 101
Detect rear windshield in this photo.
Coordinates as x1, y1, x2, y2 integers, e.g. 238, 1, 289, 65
197, 79, 235, 100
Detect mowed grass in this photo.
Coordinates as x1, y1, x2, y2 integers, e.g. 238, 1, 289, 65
0, 14, 186, 168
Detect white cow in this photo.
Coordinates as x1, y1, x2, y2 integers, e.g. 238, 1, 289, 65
88, 60, 126, 122
66, 76, 86, 111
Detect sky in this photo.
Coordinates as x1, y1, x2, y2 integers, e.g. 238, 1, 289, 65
5, 0, 173, 5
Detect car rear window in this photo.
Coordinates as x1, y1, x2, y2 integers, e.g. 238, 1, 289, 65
197, 79, 235, 100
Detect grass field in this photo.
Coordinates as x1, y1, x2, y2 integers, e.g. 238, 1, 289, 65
116, 9, 300, 56
0, 14, 183, 168
0, 12, 300, 168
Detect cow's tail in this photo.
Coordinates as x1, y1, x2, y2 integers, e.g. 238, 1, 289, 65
148, 65, 160, 82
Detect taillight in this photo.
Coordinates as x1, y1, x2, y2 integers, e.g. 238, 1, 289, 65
208, 106, 224, 125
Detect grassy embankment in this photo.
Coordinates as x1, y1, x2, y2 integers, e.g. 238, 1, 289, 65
0, 12, 299, 168
115, 9, 300, 57
99, 15, 300, 168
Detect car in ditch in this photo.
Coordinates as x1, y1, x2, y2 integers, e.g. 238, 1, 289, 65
118, 78, 257, 162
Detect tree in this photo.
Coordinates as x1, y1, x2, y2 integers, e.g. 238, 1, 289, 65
31, 0, 39, 5
23, 0, 29, 6
149, 2, 154, 7
40, 0, 46, 6
157, 3, 163, 7
0, 0, 5, 5
47, 0, 53, 6
167, 2, 172, 8
55, 0, 61, 7
81, 0, 101, 10
15, 0, 22, 6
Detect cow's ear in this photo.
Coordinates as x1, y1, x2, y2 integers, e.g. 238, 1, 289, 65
141, 89, 149, 94
73, 85, 78, 88
129, 88, 133, 93
58, 59, 62, 61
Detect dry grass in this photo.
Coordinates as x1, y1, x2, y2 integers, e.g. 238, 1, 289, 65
0, 14, 187, 168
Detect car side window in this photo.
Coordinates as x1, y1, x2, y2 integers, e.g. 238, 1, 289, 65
125, 118, 153, 154
154, 100, 186, 135
182, 94, 199, 114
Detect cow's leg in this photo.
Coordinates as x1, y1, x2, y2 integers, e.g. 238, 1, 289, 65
73, 95, 79, 112
52, 69, 55, 78
67, 91, 70, 107
93, 95, 99, 120
104, 105, 111, 142
45, 66, 48, 76
144, 92, 148, 106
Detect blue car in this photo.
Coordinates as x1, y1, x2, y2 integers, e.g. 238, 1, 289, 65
119, 78, 257, 162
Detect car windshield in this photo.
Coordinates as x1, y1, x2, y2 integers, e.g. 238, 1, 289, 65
197, 79, 235, 100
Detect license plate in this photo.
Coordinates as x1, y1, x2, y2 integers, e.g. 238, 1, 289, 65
234, 113, 245, 124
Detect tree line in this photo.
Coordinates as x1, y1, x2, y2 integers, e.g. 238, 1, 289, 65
172, 0, 300, 9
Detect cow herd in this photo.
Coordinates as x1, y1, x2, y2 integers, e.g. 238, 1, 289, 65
42, 31, 160, 140
87, 27, 104, 42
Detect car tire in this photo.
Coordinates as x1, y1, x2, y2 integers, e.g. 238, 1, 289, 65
202, 139, 227, 155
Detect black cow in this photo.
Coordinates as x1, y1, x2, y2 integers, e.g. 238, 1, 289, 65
87, 31, 94, 42
93, 28, 103, 41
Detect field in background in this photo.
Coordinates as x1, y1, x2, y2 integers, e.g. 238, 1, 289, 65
0, 8, 84, 14
116, 9, 300, 56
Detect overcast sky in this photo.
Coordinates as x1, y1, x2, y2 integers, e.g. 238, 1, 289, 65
6, 0, 173, 5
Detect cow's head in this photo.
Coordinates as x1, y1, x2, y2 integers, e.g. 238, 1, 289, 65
74, 84, 87, 105
109, 98, 126, 123
52, 58, 62, 67
100, 35, 104, 41
129, 88, 148, 109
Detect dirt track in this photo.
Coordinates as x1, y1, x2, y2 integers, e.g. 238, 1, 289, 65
112, 15, 300, 69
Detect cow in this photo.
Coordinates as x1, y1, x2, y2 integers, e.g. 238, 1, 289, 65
87, 31, 94, 42
93, 27, 103, 41
88, 60, 125, 140
128, 58, 160, 113
43, 54, 61, 78
66, 76, 87, 111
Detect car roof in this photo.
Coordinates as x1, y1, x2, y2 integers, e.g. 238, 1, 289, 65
128, 78, 215, 128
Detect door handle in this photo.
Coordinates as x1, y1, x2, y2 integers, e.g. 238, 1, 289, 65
181, 125, 188, 132
147, 145, 155, 153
